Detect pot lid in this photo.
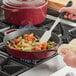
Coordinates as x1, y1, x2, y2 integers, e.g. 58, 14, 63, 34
3, 0, 47, 8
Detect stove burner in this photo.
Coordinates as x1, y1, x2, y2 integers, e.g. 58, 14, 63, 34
19, 26, 37, 30
21, 59, 40, 64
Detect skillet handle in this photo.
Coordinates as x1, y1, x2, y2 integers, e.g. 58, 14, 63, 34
5, 29, 17, 35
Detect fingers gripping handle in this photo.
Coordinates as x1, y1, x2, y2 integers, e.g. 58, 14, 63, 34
59, 1, 73, 19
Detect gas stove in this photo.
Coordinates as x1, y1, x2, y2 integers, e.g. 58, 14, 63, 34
0, 14, 76, 76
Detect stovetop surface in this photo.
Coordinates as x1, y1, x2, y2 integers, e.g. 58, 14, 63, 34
0, 16, 76, 76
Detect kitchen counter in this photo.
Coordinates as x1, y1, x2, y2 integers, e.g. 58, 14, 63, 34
18, 55, 67, 76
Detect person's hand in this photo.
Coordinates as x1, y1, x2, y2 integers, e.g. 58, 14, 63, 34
59, 6, 76, 20
61, 49, 76, 68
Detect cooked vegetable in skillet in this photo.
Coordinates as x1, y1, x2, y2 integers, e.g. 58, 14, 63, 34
7, 33, 56, 52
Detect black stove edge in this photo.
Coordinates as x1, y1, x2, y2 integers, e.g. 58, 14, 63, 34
8, 53, 58, 76
0, 49, 58, 76
15, 53, 58, 76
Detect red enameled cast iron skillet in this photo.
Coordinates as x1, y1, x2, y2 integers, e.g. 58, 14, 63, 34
3, 29, 60, 60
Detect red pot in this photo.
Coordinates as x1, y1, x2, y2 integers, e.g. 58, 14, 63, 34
1, 0, 48, 26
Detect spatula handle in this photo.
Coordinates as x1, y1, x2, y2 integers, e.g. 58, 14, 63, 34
59, 1, 73, 19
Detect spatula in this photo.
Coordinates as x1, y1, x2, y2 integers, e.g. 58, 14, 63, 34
40, 1, 72, 43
